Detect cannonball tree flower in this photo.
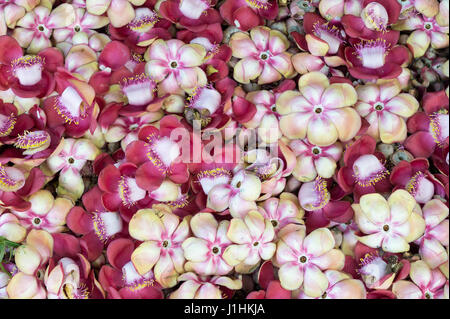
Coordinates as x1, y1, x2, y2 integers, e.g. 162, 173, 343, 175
393, 260, 447, 299
169, 272, 242, 299
222, 210, 276, 273
9, 189, 73, 233
45, 138, 100, 201
295, 270, 367, 299
12, 4, 76, 54
128, 205, 190, 288
6, 229, 52, 299
98, 238, 163, 299
243, 90, 283, 144
341, 0, 402, 39
289, 138, 343, 182
404, 90, 449, 158
276, 72, 361, 147
125, 115, 189, 194
144, 39, 207, 95
257, 193, 304, 235
219, 0, 278, 31
43, 68, 99, 138
415, 199, 449, 269
298, 177, 354, 231
344, 31, 411, 80
66, 186, 124, 261
393, 0, 449, 58
0, 35, 63, 99
353, 190, 426, 253
275, 225, 345, 297
182, 213, 233, 276
291, 12, 346, 57
109, 5, 171, 52
45, 254, 106, 299
86, 0, 146, 28
52, 6, 110, 45
207, 170, 262, 218
337, 135, 392, 201
0, 0, 33, 36
390, 158, 446, 204
355, 80, 419, 144
229, 26, 295, 84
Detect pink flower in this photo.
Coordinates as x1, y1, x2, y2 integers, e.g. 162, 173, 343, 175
144, 39, 207, 95
182, 213, 233, 276
169, 272, 242, 299
289, 138, 343, 182
298, 177, 354, 231
355, 80, 419, 144
45, 138, 100, 200
277, 72, 361, 147
220, 0, 278, 31
393, 260, 447, 299
0, 0, 39, 36
353, 190, 426, 253
12, 4, 76, 54
86, 0, 146, 28
295, 270, 366, 299
98, 238, 163, 299
229, 26, 295, 84
128, 205, 190, 288
276, 225, 345, 297
222, 211, 276, 273
393, 0, 449, 58
415, 199, 449, 269
257, 193, 304, 235
9, 190, 73, 233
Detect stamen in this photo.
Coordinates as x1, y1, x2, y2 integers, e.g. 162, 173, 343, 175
128, 12, 159, 31
118, 176, 134, 207
312, 22, 345, 54
429, 109, 448, 147
353, 155, 390, 187
14, 130, 50, 150
196, 167, 232, 180
0, 165, 21, 190
11, 55, 45, 86
406, 171, 425, 196
245, 0, 271, 10
0, 114, 17, 137
353, 39, 390, 69
92, 212, 108, 243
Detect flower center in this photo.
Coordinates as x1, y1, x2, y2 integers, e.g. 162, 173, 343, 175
170, 61, 178, 69
212, 246, 220, 255
383, 224, 390, 232
312, 22, 344, 54
245, 0, 271, 10
253, 241, 260, 247
312, 146, 321, 155
37, 25, 45, 32
162, 240, 170, 248
120, 73, 156, 106
259, 52, 269, 61
424, 22, 433, 31
299, 256, 307, 263
33, 217, 41, 225
374, 102, 384, 111
54, 86, 87, 125
0, 113, 17, 137
429, 109, 449, 147
425, 291, 433, 299
68, 157, 75, 164
271, 220, 279, 228
14, 130, 50, 152
10, 55, 44, 86
128, 11, 159, 32
314, 105, 323, 114
74, 25, 81, 32
354, 39, 390, 69
321, 292, 327, 299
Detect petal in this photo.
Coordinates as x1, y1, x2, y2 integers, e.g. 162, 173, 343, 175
360, 193, 390, 225
190, 213, 218, 242
233, 57, 263, 84
278, 263, 303, 290
182, 238, 209, 262
303, 228, 335, 257
307, 115, 339, 147
325, 108, 361, 142
392, 280, 423, 299
128, 209, 163, 241
382, 234, 410, 253
385, 94, 419, 118
410, 260, 432, 289
303, 265, 328, 298
131, 241, 161, 275
387, 190, 415, 225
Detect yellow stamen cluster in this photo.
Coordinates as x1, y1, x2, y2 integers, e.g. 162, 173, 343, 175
406, 171, 424, 196
14, 130, 49, 150
0, 114, 17, 137
245, 0, 271, 10
196, 167, 231, 180
429, 109, 448, 147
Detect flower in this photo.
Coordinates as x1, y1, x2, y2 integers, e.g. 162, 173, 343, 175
86, 0, 146, 28
276, 225, 345, 297
393, 260, 447, 299
353, 189, 426, 253
12, 4, 76, 54
46, 138, 100, 201
128, 205, 190, 288
220, 0, 278, 31
277, 72, 361, 147
169, 272, 242, 299
223, 210, 276, 273
144, 39, 207, 95
229, 26, 295, 84
182, 212, 233, 276
9, 189, 73, 233
355, 80, 419, 144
